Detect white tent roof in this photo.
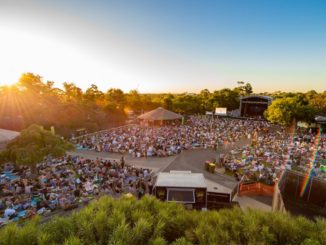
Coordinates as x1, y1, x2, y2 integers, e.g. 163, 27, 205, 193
0, 129, 19, 143
315, 116, 326, 123
138, 107, 182, 121
155, 171, 207, 188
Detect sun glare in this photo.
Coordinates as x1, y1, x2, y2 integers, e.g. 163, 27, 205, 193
0, 25, 42, 86
0, 76, 19, 86
0, 24, 83, 87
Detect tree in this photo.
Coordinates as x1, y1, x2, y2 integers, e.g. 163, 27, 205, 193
307, 93, 326, 115
0, 124, 74, 172
126, 90, 142, 112
106, 88, 126, 110
198, 89, 213, 112
243, 83, 253, 95
172, 94, 202, 114
84, 84, 104, 103
0, 73, 127, 136
163, 94, 174, 110
211, 89, 240, 110
63, 82, 83, 102
235, 81, 253, 96
264, 97, 316, 126
17, 73, 47, 95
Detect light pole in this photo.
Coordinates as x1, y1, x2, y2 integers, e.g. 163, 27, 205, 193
216, 142, 223, 166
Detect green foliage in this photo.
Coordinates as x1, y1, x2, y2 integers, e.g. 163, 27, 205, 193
234, 81, 253, 96
0, 76, 254, 133
64, 236, 84, 245
265, 97, 316, 126
42, 216, 75, 244
0, 73, 127, 136
0, 218, 40, 245
171, 237, 193, 245
1, 124, 74, 169
1, 73, 325, 133
0, 196, 325, 245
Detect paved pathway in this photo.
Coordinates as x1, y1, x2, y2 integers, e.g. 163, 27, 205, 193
234, 195, 272, 211
70, 149, 237, 189
68, 150, 177, 173
69, 144, 272, 210
163, 149, 237, 189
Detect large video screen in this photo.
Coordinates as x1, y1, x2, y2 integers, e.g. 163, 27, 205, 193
215, 107, 227, 115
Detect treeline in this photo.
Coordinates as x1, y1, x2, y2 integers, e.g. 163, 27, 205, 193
0, 196, 325, 245
0, 74, 253, 136
0, 74, 127, 136
1, 73, 325, 134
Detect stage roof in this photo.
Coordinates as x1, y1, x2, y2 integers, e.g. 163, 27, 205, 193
241, 95, 273, 101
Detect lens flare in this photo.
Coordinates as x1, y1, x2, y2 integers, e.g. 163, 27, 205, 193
299, 128, 322, 197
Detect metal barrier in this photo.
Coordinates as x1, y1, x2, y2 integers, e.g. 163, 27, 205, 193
72, 124, 137, 140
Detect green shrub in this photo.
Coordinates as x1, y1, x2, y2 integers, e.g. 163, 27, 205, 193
42, 216, 74, 244
0, 196, 325, 244
64, 236, 84, 245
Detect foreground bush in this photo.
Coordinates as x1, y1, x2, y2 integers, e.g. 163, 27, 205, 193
0, 196, 325, 245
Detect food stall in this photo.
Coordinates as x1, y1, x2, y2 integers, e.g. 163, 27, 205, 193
153, 171, 207, 210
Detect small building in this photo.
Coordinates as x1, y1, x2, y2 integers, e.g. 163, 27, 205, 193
315, 116, 326, 130
138, 107, 182, 125
154, 171, 207, 210
239, 95, 273, 118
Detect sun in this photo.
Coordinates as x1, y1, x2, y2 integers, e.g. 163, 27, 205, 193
0, 74, 20, 87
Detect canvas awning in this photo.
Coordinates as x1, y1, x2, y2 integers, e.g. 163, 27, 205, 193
138, 107, 182, 121
0, 129, 19, 143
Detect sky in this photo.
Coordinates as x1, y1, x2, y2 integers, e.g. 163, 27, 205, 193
0, 0, 325, 93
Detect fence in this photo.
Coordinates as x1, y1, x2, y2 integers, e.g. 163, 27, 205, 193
238, 181, 275, 197
72, 124, 137, 141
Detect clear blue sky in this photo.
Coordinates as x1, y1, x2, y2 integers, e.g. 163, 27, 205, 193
0, 0, 325, 93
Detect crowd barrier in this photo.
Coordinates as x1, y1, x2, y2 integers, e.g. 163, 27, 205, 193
72, 124, 137, 140
238, 181, 275, 197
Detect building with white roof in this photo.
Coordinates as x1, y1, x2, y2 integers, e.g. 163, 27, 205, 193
154, 171, 207, 210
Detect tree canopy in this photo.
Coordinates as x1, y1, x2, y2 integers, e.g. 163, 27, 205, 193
0, 74, 255, 135
0, 124, 74, 169
264, 96, 317, 126
1, 73, 325, 133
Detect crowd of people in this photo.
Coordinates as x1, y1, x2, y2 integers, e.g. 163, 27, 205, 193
75, 116, 326, 185
1, 116, 325, 226
222, 126, 326, 184
0, 156, 153, 227
74, 116, 271, 157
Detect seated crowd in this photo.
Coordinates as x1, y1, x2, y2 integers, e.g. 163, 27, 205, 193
1, 116, 324, 226
75, 116, 271, 157
0, 156, 152, 227
75, 115, 326, 184
222, 127, 326, 184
